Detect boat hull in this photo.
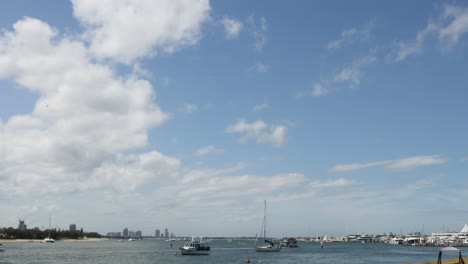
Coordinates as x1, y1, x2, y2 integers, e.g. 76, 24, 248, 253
180, 249, 210, 255
255, 246, 280, 252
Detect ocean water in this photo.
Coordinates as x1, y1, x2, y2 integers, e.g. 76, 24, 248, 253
0, 239, 463, 264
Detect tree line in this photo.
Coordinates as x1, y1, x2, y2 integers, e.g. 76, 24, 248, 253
0, 227, 101, 240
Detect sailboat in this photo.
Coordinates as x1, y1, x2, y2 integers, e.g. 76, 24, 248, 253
255, 200, 280, 252
42, 216, 55, 243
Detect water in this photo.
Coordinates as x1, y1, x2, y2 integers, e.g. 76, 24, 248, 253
0, 239, 463, 264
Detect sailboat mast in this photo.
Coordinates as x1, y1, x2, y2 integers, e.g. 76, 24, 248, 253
48, 215, 51, 238
264, 200, 266, 239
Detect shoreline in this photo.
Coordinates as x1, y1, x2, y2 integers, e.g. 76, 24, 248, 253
0, 238, 105, 243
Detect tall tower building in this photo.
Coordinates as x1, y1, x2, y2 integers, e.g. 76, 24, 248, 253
165, 228, 169, 239
155, 229, 160, 238
18, 220, 27, 230
70, 224, 77, 231
123, 227, 129, 238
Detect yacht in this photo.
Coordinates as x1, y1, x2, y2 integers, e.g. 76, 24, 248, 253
281, 237, 298, 247
255, 200, 280, 252
180, 236, 210, 255
42, 216, 55, 243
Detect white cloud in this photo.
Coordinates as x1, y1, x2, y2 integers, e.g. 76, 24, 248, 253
247, 16, 268, 52
221, 16, 243, 39
195, 145, 224, 156
385, 155, 446, 170
439, 5, 468, 47
406, 179, 436, 190
326, 20, 375, 49
226, 119, 287, 147
298, 55, 376, 97
72, 0, 211, 64
393, 4, 468, 62
182, 103, 198, 113
394, 23, 437, 62
0, 17, 172, 196
255, 61, 269, 73
252, 103, 269, 113
330, 155, 447, 172
311, 83, 328, 97
309, 178, 358, 189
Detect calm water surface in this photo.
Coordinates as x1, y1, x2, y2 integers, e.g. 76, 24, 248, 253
0, 239, 463, 264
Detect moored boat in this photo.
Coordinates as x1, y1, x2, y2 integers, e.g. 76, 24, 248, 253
180, 236, 210, 255
255, 200, 280, 252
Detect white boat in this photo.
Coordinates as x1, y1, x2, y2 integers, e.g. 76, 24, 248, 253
180, 236, 210, 255
255, 200, 280, 252
42, 216, 55, 243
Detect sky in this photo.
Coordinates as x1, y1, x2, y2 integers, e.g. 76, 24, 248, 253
0, 0, 468, 238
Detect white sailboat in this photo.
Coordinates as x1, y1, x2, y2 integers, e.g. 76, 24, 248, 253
255, 200, 280, 252
42, 216, 55, 243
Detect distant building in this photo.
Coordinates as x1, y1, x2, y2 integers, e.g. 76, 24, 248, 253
123, 228, 129, 238
165, 228, 169, 239
155, 229, 160, 238
70, 224, 77, 231
136, 231, 142, 237
18, 220, 27, 230
107, 232, 122, 238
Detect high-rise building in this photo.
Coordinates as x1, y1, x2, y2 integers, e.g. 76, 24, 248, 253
136, 231, 142, 237
18, 220, 27, 230
123, 227, 129, 238
165, 228, 169, 239
155, 229, 160, 238
70, 224, 77, 231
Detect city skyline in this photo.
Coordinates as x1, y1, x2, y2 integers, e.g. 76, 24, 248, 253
1, 0, 468, 237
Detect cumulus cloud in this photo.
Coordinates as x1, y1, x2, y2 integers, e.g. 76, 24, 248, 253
326, 20, 375, 49
72, 0, 211, 63
0, 17, 176, 196
330, 155, 447, 172
195, 145, 224, 156
221, 16, 243, 39
226, 119, 287, 147
393, 4, 468, 62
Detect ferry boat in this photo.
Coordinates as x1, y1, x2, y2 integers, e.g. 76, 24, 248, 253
180, 236, 210, 255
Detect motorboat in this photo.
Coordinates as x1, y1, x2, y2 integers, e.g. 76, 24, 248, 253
281, 237, 298, 247
180, 236, 210, 255
42, 237, 55, 243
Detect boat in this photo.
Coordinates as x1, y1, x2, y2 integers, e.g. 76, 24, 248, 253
281, 237, 298, 247
42, 216, 55, 243
255, 200, 280, 252
389, 236, 404, 245
180, 236, 210, 255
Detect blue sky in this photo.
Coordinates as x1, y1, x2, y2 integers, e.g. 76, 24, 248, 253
0, 0, 467, 237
